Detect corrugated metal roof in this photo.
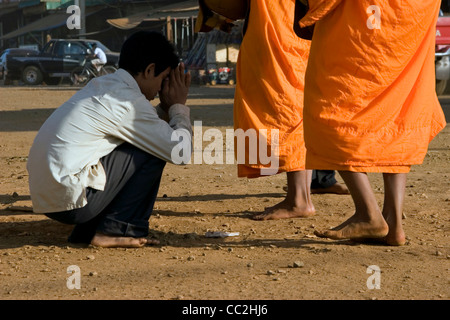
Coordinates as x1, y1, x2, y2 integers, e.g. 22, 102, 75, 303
107, 0, 198, 30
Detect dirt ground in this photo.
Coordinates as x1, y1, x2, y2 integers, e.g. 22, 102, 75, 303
0, 85, 448, 301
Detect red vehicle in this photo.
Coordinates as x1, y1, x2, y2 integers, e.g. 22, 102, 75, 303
436, 9, 450, 95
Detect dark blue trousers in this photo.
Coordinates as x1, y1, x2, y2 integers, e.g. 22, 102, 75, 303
46, 143, 166, 244
311, 170, 337, 189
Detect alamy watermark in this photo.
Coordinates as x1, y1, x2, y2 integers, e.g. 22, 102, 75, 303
65, 264, 382, 291
367, 5, 381, 30
171, 121, 280, 176
66, 265, 81, 290
366, 265, 381, 290
64, 4, 382, 174
66, 5, 81, 30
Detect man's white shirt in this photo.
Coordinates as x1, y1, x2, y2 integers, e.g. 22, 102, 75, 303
27, 69, 192, 213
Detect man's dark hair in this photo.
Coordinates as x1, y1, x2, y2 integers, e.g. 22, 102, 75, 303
119, 31, 180, 77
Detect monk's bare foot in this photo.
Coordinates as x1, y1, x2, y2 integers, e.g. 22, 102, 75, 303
90, 233, 157, 248
311, 183, 350, 195
314, 215, 388, 241
253, 199, 315, 221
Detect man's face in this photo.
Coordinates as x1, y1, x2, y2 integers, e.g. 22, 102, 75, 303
139, 65, 171, 101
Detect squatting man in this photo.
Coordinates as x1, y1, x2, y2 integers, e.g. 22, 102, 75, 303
27, 31, 193, 248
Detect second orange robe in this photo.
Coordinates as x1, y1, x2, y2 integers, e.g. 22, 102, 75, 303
299, 0, 446, 173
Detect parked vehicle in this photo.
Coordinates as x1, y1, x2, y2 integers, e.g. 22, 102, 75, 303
0, 48, 38, 84
436, 9, 450, 95
5, 39, 119, 85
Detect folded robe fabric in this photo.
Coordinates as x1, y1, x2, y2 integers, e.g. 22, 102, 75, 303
299, 0, 446, 173
234, 0, 311, 178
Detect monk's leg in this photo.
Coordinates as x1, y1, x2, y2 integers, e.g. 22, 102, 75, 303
381, 173, 407, 246
253, 170, 315, 220
315, 171, 388, 240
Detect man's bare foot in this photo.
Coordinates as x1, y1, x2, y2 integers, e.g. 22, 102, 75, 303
311, 183, 349, 195
314, 214, 388, 240
253, 199, 315, 220
90, 233, 159, 248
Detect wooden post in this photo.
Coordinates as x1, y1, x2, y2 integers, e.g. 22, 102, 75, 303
166, 16, 173, 43
174, 18, 178, 52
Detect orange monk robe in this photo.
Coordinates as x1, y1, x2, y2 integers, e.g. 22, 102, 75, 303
233, 0, 311, 178
299, 0, 446, 173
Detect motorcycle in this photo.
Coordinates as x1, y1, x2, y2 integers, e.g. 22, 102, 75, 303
70, 57, 117, 86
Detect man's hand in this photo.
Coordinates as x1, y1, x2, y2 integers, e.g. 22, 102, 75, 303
159, 62, 191, 112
